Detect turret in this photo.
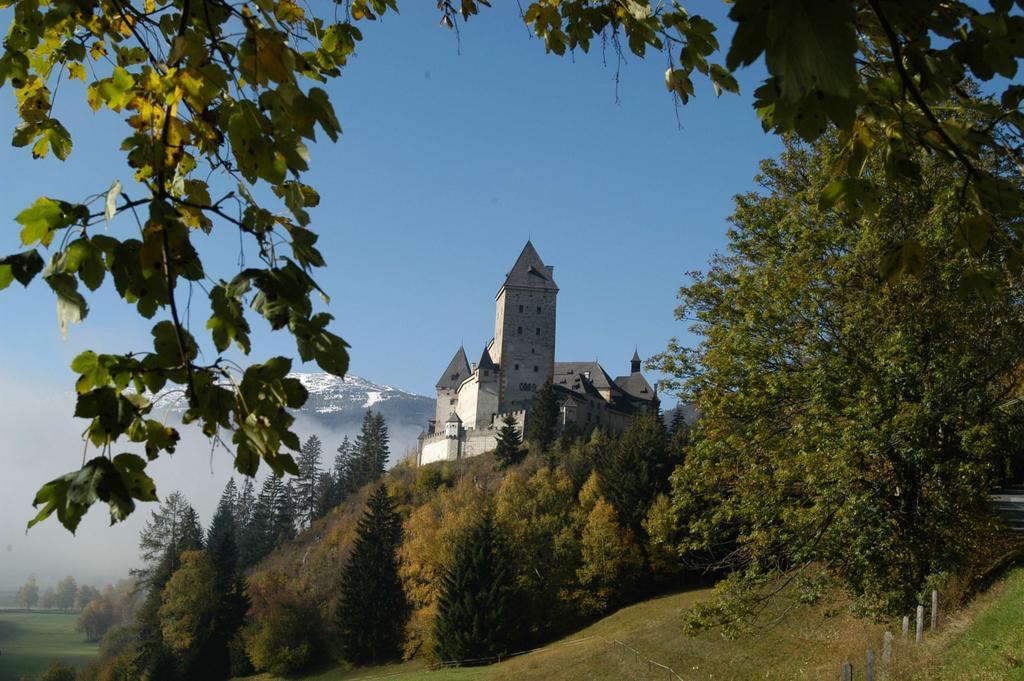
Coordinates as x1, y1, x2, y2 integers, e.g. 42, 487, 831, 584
631, 349, 642, 374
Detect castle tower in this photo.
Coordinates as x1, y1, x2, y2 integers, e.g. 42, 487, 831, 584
434, 345, 471, 428
493, 242, 558, 412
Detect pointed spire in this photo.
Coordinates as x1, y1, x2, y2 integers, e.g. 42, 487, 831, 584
478, 345, 498, 372
436, 346, 471, 390
500, 241, 558, 292
631, 348, 642, 374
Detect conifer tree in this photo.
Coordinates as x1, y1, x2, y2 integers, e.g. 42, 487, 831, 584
333, 436, 355, 503
241, 476, 281, 568
294, 435, 323, 527
434, 510, 518, 663
597, 414, 674, 536
493, 414, 523, 470
337, 484, 407, 665
313, 471, 336, 520
235, 478, 256, 539
527, 381, 559, 454
350, 411, 391, 492
207, 481, 239, 587
274, 481, 298, 545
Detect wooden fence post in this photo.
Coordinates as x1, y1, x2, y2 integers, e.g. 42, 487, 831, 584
841, 662, 854, 681
916, 605, 925, 644
866, 648, 876, 681
902, 615, 909, 639
931, 589, 939, 630
883, 631, 893, 665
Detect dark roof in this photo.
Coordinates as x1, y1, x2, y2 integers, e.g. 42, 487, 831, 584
632, 348, 641, 363
614, 372, 656, 401
477, 344, 498, 372
436, 346, 471, 390
500, 241, 558, 292
554, 361, 620, 393
446, 412, 462, 423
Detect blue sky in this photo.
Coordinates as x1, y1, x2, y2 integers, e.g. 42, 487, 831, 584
0, 2, 780, 400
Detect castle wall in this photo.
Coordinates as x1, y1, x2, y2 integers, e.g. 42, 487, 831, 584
495, 287, 557, 412
456, 376, 479, 428
419, 434, 459, 465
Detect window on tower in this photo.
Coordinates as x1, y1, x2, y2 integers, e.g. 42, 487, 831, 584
536, 306, 541, 313
533, 365, 539, 372
518, 305, 523, 312
514, 363, 519, 370
518, 326, 523, 335
536, 328, 540, 336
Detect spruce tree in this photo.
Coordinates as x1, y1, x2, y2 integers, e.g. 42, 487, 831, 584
526, 381, 559, 454
234, 477, 256, 542
294, 435, 323, 527
313, 471, 336, 520
493, 414, 523, 469
434, 510, 518, 663
207, 481, 239, 585
241, 476, 280, 567
333, 436, 355, 503
350, 410, 390, 492
597, 414, 674, 536
337, 483, 407, 665
273, 481, 298, 546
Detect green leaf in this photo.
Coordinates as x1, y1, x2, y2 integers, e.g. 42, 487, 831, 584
16, 197, 84, 247
764, 0, 857, 101
97, 67, 135, 110
0, 250, 44, 288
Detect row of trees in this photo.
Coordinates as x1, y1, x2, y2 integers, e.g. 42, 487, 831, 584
15, 576, 91, 612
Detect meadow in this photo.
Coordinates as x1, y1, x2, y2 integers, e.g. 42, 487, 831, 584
242, 568, 1024, 681
0, 611, 97, 680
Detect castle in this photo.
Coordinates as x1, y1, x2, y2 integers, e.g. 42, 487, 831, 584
416, 242, 658, 466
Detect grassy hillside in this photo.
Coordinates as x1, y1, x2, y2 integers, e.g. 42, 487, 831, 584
0, 611, 98, 680
242, 567, 1024, 681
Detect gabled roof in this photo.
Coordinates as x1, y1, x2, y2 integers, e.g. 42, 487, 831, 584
614, 372, 656, 401
554, 361, 620, 393
436, 346, 471, 390
446, 412, 462, 423
500, 241, 558, 293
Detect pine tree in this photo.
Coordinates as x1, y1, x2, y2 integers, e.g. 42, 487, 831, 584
179, 505, 205, 553
207, 481, 239, 587
350, 411, 390, 492
313, 471, 336, 520
597, 414, 674, 536
493, 414, 523, 469
333, 436, 355, 503
235, 477, 256, 540
434, 510, 518, 663
294, 435, 323, 527
527, 380, 559, 454
336, 483, 407, 665
241, 476, 280, 568
203, 483, 249, 680
273, 481, 298, 545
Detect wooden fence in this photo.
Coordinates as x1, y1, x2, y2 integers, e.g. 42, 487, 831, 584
838, 589, 941, 680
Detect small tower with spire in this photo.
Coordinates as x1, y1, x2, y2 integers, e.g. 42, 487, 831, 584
631, 348, 642, 374
433, 345, 471, 429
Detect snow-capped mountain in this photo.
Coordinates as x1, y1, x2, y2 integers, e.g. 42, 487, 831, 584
288, 373, 433, 461
156, 372, 433, 463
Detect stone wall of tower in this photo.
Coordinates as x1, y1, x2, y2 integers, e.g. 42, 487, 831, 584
435, 387, 458, 426
494, 287, 557, 412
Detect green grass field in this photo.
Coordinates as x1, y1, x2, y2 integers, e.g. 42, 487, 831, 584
242, 568, 1024, 681
0, 611, 98, 680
